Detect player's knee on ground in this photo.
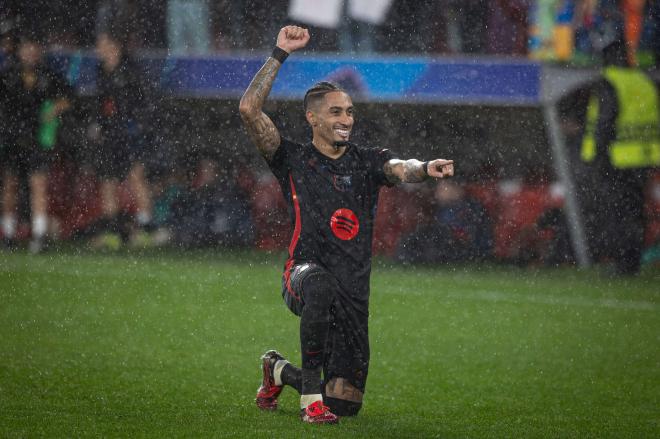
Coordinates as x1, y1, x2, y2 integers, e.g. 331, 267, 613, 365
324, 377, 364, 416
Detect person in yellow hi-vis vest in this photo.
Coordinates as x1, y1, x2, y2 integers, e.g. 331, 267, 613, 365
579, 37, 660, 275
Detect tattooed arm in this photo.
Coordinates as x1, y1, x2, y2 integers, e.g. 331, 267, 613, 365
238, 58, 282, 160
239, 25, 310, 161
383, 158, 454, 184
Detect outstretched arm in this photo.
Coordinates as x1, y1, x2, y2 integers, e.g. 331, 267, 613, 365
239, 25, 310, 161
383, 158, 454, 184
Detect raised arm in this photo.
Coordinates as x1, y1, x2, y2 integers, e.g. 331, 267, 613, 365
239, 25, 310, 160
383, 158, 454, 184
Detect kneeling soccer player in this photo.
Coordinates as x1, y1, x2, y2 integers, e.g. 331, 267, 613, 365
239, 25, 455, 424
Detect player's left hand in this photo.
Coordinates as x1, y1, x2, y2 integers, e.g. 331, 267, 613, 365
427, 159, 454, 179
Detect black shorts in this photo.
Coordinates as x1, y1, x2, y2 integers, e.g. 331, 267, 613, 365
1, 140, 53, 174
91, 127, 146, 180
94, 140, 132, 180
282, 262, 370, 405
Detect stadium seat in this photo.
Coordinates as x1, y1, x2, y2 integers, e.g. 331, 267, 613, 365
493, 180, 555, 262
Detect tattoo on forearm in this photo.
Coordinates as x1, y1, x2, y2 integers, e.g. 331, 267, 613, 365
384, 159, 427, 184
402, 160, 428, 183
245, 58, 280, 109
239, 58, 282, 158
383, 161, 402, 184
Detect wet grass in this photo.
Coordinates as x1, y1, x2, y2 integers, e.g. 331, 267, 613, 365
1, 249, 659, 438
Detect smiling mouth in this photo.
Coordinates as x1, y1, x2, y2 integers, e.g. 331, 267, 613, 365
334, 128, 350, 138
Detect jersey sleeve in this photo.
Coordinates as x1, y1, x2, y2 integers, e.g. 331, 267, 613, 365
364, 147, 396, 187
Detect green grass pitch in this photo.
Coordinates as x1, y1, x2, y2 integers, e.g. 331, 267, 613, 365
1, 250, 659, 438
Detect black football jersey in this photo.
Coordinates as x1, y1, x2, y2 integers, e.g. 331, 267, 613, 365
1, 63, 72, 143
268, 138, 395, 314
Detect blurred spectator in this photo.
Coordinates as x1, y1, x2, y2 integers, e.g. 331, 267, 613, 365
651, 0, 660, 66
96, 0, 166, 50
0, 33, 73, 252
574, 0, 599, 56
47, 1, 96, 47
641, 170, 660, 264
167, 0, 211, 54
454, 0, 489, 54
142, 161, 190, 247
622, 0, 646, 66
487, 0, 532, 56
590, 0, 625, 53
396, 180, 493, 264
0, 1, 20, 66
136, 1, 167, 49
85, 33, 155, 249
170, 158, 255, 247
96, 0, 136, 44
566, 0, 657, 65
528, 0, 574, 61
221, 0, 288, 51
535, 207, 575, 265
384, 2, 443, 53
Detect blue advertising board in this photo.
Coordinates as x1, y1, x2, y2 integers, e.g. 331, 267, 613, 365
47, 52, 541, 105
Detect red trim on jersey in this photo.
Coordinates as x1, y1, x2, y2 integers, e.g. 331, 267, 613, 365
283, 259, 297, 298
288, 173, 302, 258
284, 173, 302, 300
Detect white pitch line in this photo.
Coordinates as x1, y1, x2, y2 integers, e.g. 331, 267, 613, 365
445, 289, 660, 312
3, 259, 659, 311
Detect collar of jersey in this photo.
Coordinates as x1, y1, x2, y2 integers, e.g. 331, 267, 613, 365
308, 141, 352, 162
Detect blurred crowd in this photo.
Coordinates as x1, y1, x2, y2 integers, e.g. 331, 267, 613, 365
0, 1, 658, 64
1, 0, 660, 269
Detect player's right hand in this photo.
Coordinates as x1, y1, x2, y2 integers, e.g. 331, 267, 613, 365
276, 25, 310, 54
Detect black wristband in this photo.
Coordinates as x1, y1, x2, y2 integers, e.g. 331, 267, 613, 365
271, 46, 289, 64
423, 161, 430, 176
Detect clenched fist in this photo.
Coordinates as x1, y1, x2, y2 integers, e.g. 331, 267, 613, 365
276, 25, 310, 54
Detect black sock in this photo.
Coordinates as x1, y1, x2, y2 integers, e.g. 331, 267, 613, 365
116, 213, 132, 242
301, 366, 322, 395
281, 363, 302, 393
106, 217, 120, 234
300, 367, 322, 395
91, 217, 110, 235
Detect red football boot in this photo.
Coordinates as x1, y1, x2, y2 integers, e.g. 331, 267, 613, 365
255, 350, 285, 410
300, 400, 339, 424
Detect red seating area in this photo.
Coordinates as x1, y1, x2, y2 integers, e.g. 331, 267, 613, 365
17, 164, 660, 257
485, 180, 564, 261
47, 159, 137, 239
248, 173, 290, 251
